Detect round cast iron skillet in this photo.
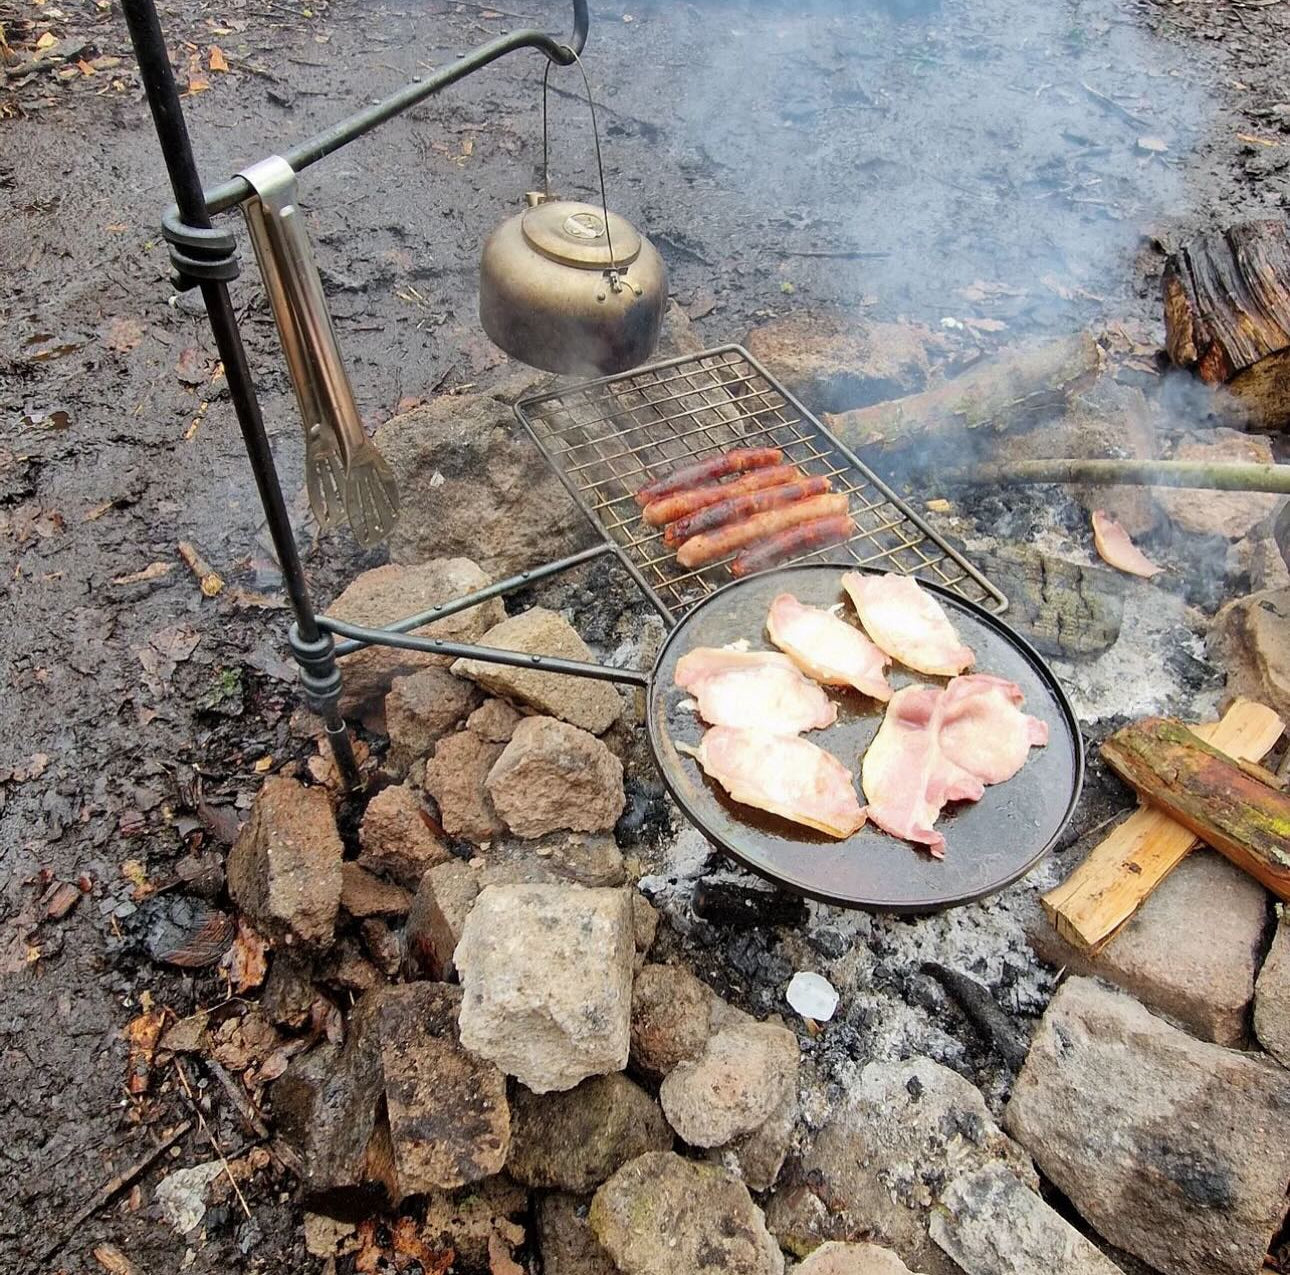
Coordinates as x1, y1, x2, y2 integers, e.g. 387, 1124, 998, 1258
646, 563, 1083, 912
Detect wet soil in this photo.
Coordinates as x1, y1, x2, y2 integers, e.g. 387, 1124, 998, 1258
3, 0, 1289, 1269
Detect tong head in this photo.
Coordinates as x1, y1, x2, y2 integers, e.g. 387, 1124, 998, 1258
342, 437, 401, 548
305, 422, 348, 531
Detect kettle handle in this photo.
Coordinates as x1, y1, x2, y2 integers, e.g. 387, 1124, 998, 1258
539, 54, 620, 276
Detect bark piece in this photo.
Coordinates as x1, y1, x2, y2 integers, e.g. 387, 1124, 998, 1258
1101, 716, 1290, 900
1004, 976, 1290, 1275
1163, 220, 1290, 430
823, 333, 1101, 451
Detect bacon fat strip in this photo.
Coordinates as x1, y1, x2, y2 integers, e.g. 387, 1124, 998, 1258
730, 513, 855, 578
634, 447, 784, 507
664, 476, 833, 547
643, 464, 802, 527
677, 493, 850, 569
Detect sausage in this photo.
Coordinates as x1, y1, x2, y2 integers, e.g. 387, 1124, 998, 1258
634, 447, 784, 507
663, 476, 833, 547
676, 493, 850, 569
642, 464, 802, 527
730, 514, 856, 577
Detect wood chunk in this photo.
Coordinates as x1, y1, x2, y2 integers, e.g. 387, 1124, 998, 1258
1163, 220, 1290, 430
1042, 699, 1285, 951
823, 332, 1101, 451
1101, 716, 1290, 900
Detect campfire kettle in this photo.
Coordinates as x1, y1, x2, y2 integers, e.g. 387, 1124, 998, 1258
479, 63, 666, 376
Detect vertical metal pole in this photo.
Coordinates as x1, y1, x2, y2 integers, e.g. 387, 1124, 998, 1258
121, 0, 361, 789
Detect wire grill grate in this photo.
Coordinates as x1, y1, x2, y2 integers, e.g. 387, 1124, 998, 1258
516, 345, 1006, 622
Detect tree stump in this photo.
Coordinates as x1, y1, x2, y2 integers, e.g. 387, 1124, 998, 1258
1162, 220, 1290, 431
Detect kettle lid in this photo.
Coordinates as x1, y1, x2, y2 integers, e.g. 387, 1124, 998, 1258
521, 199, 642, 269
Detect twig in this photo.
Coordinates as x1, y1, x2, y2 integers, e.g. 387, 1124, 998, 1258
773, 248, 892, 261
922, 962, 1030, 1068
1078, 79, 1150, 128
946, 457, 1290, 494
39, 1120, 193, 1261
174, 1061, 253, 1220
204, 1057, 304, 1176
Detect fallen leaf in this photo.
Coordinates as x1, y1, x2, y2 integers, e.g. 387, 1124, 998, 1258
208, 44, 229, 72
92, 1242, 139, 1275
77, 57, 95, 74
226, 919, 268, 993
113, 561, 174, 585
35, 31, 57, 50
121, 858, 154, 896
125, 1009, 166, 1094
253, 756, 273, 773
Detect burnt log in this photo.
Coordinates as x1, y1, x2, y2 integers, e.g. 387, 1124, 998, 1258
822, 332, 1101, 451
1101, 717, 1290, 901
1163, 220, 1290, 431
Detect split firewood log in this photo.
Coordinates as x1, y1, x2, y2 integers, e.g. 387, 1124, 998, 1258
1162, 220, 1290, 431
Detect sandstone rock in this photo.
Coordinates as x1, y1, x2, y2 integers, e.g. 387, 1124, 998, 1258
360, 917, 403, 977
1209, 587, 1290, 721
930, 1164, 1123, 1275
328, 559, 505, 731
537, 1192, 617, 1275
765, 1057, 1037, 1275
630, 963, 715, 1079
374, 984, 509, 1194
1004, 976, 1290, 1275
485, 716, 626, 839
1026, 849, 1269, 1045
478, 831, 627, 889
720, 1080, 799, 1192
1254, 912, 1290, 1066
419, 1175, 529, 1270
631, 893, 659, 966
385, 667, 481, 775
261, 956, 316, 1029
357, 784, 451, 890
660, 1021, 799, 1149
340, 861, 412, 918
424, 730, 505, 843
508, 1073, 672, 1191
376, 392, 587, 576
796, 1242, 923, 1275
324, 941, 385, 992
744, 309, 932, 414
406, 859, 479, 981
452, 609, 622, 735
455, 884, 634, 1092
227, 776, 343, 948
591, 1151, 784, 1275
466, 697, 524, 742
1158, 430, 1281, 539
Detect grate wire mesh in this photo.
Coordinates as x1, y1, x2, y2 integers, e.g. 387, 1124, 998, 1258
516, 345, 1005, 622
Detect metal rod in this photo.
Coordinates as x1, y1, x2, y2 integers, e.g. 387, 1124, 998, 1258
329, 542, 615, 656
948, 457, 1290, 494
197, 2, 588, 217
316, 618, 652, 688
122, 0, 360, 788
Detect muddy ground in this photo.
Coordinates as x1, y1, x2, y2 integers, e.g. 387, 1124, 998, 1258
3, 0, 1289, 1269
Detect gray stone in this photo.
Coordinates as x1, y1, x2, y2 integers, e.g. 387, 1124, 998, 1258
1004, 976, 1290, 1275
385, 667, 481, 775
450, 607, 622, 735
630, 963, 717, 1079
455, 884, 635, 1092
328, 559, 505, 731
1209, 587, 1290, 722
538, 1192, 618, 1275
1158, 430, 1281, 539
374, 983, 509, 1195
930, 1164, 1123, 1275
765, 1057, 1037, 1275
508, 1073, 672, 1191
227, 775, 342, 948
720, 1080, 799, 1192
485, 716, 626, 839
591, 1151, 784, 1275
660, 1021, 799, 1149
1026, 849, 1269, 1045
424, 729, 506, 844
466, 696, 524, 742
795, 1242, 924, 1275
631, 893, 659, 966
406, 859, 479, 981
357, 783, 451, 890
1254, 912, 1290, 1066
377, 391, 587, 576
479, 831, 627, 889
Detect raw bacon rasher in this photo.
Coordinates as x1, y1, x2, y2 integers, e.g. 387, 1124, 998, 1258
861, 674, 1048, 857
766, 593, 892, 701
674, 648, 837, 734
841, 571, 975, 677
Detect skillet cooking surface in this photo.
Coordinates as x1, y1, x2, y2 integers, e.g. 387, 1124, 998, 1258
647, 563, 1083, 912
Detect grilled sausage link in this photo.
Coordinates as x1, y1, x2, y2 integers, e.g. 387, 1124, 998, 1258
634, 447, 784, 507
642, 464, 802, 527
664, 476, 833, 547
730, 514, 856, 577
676, 492, 850, 569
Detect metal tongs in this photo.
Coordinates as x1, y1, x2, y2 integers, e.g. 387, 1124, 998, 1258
240, 156, 399, 547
